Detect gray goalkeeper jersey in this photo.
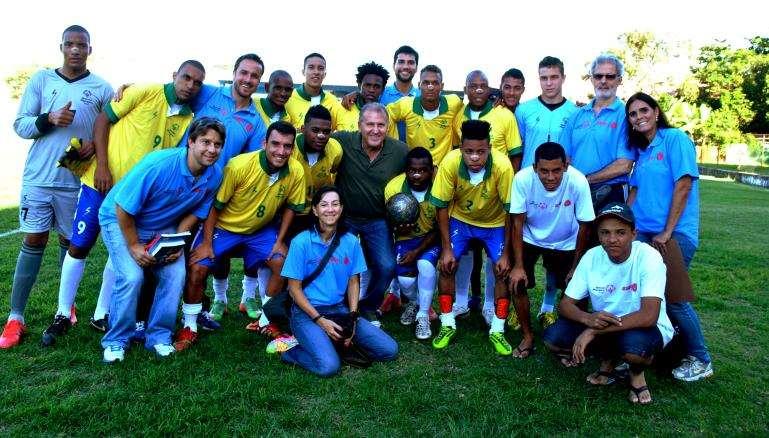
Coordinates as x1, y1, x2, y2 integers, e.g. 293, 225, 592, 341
14, 68, 113, 189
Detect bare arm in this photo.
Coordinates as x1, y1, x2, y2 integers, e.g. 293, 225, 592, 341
188, 207, 219, 264
586, 158, 633, 185
510, 154, 522, 173
93, 111, 113, 193
508, 213, 527, 288
568, 221, 592, 281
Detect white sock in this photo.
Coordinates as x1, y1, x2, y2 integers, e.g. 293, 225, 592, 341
490, 316, 505, 334
182, 303, 202, 332
241, 275, 258, 303
440, 312, 456, 328
212, 278, 229, 303
8, 314, 24, 324
454, 252, 473, 308
257, 266, 270, 300
397, 276, 417, 301
483, 257, 496, 312
93, 258, 115, 320
57, 254, 86, 316
359, 270, 370, 300
258, 296, 271, 326
389, 278, 401, 298
416, 259, 436, 317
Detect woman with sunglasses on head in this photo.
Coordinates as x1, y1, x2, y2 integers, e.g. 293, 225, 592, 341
624, 92, 713, 382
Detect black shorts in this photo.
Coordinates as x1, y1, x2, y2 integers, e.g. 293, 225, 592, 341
514, 242, 575, 293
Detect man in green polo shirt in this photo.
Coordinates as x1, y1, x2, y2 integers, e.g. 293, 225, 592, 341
332, 102, 409, 326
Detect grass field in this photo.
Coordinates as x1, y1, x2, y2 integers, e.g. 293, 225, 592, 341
699, 162, 769, 176
0, 178, 767, 436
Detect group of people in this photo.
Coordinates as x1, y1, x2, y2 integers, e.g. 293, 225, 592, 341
1, 25, 714, 404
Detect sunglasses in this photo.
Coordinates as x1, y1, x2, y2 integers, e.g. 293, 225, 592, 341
592, 73, 618, 81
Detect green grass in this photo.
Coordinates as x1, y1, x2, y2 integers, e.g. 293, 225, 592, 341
699, 162, 769, 176
1, 179, 768, 435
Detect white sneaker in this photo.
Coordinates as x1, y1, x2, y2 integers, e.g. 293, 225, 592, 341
399, 302, 418, 326
103, 346, 125, 363
452, 304, 470, 319
482, 308, 494, 326
153, 343, 176, 358
415, 316, 431, 340
672, 355, 714, 382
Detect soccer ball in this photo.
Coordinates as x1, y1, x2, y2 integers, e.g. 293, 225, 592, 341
386, 193, 420, 225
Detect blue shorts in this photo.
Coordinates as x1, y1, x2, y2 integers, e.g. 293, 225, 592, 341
70, 185, 106, 250
193, 226, 278, 270
449, 217, 505, 263
395, 237, 439, 276
543, 317, 663, 359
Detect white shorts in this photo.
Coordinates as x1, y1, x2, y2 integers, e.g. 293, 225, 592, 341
18, 185, 78, 238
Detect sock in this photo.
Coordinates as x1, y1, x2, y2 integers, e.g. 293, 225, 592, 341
495, 298, 510, 319
58, 241, 68, 268
416, 260, 436, 318
8, 314, 24, 324
389, 278, 401, 298
257, 266, 270, 300
93, 258, 114, 320
258, 296, 271, 326
483, 257, 495, 312
9, 242, 45, 319
490, 316, 505, 334
454, 252, 473, 308
182, 303, 202, 332
440, 312, 456, 328
57, 253, 86, 316
212, 277, 229, 303
397, 276, 417, 301
540, 270, 558, 314
438, 294, 453, 314
241, 275, 258, 303
359, 270, 370, 300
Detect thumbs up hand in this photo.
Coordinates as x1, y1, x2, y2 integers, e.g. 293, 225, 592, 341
48, 101, 75, 127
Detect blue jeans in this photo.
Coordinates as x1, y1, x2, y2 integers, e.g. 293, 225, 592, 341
101, 222, 186, 350
543, 317, 663, 359
345, 217, 395, 312
281, 303, 398, 377
636, 232, 711, 363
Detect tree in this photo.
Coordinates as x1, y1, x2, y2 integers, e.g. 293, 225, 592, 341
4, 66, 46, 100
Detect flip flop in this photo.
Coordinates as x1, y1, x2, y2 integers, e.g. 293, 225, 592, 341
628, 385, 652, 405
557, 353, 577, 367
586, 370, 616, 386
513, 345, 535, 359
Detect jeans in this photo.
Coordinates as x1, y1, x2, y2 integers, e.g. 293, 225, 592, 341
636, 231, 711, 363
345, 217, 395, 312
101, 222, 186, 350
543, 317, 663, 359
281, 303, 398, 377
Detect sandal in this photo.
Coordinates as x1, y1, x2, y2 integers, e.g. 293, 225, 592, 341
557, 353, 577, 367
628, 385, 652, 405
586, 370, 616, 386
513, 345, 535, 359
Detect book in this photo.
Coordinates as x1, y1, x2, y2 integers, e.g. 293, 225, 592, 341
144, 231, 191, 264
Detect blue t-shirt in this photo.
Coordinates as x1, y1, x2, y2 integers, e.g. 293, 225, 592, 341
179, 84, 267, 166
381, 83, 420, 142
99, 147, 222, 231
559, 98, 634, 184
629, 128, 700, 246
516, 97, 578, 168
281, 229, 367, 307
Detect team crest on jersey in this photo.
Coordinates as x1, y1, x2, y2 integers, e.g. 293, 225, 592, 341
168, 123, 181, 138
622, 283, 638, 292
276, 185, 287, 200
80, 89, 97, 106
480, 187, 489, 200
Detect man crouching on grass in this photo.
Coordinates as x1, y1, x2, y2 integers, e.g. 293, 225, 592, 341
98, 118, 224, 363
542, 202, 674, 405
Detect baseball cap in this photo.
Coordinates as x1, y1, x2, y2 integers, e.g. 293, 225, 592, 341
596, 202, 635, 226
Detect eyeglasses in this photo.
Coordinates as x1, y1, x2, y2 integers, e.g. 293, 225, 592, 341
592, 73, 618, 81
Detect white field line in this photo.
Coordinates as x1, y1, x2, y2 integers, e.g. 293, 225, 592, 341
0, 228, 21, 238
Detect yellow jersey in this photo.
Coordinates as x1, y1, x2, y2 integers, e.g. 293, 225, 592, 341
454, 102, 522, 156
285, 85, 343, 131
335, 98, 363, 132
290, 134, 343, 213
384, 173, 437, 241
254, 97, 290, 126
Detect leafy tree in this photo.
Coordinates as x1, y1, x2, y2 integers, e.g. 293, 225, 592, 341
4, 66, 46, 100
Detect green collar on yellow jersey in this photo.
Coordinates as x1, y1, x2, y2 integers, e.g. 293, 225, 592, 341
295, 84, 326, 101
258, 150, 290, 179
295, 133, 327, 161
400, 177, 432, 197
458, 151, 493, 181
163, 83, 193, 115
260, 97, 284, 118
413, 95, 449, 116
463, 100, 493, 119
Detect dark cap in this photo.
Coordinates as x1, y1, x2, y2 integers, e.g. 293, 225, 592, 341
596, 202, 635, 226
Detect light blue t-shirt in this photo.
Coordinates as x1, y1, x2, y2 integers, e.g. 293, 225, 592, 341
629, 128, 700, 246
516, 97, 578, 168
559, 98, 634, 184
381, 83, 420, 142
281, 229, 367, 307
179, 84, 267, 166
99, 147, 222, 231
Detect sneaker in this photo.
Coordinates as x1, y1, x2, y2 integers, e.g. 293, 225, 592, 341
103, 345, 125, 363
41, 314, 72, 347
489, 332, 513, 356
672, 356, 714, 382
173, 327, 198, 351
468, 295, 481, 312
131, 321, 146, 344
0, 319, 27, 349
482, 308, 494, 326
378, 292, 401, 315
415, 316, 431, 340
239, 298, 262, 319
537, 311, 557, 329
363, 310, 381, 328
452, 304, 470, 319
428, 307, 438, 322
69, 305, 78, 325
90, 315, 108, 332
432, 325, 456, 349
153, 343, 175, 358
209, 300, 227, 321
265, 335, 299, 354
197, 312, 221, 331
399, 302, 418, 326
507, 310, 521, 330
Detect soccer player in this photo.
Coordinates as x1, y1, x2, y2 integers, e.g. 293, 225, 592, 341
559, 53, 634, 211
0, 25, 113, 349
177, 121, 306, 350
429, 120, 513, 355
508, 142, 594, 358
384, 147, 439, 339
285, 53, 343, 130
543, 203, 674, 405
37, 60, 205, 347
99, 117, 224, 362
336, 62, 389, 132
513, 56, 579, 329
387, 65, 463, 165
497, 69, 526, 113
381, 45, 420, 141
255, 70, 294, 126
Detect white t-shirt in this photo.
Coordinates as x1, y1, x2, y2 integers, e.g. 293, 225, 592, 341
565, 241, 674, 345
509, 166, 594, 250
